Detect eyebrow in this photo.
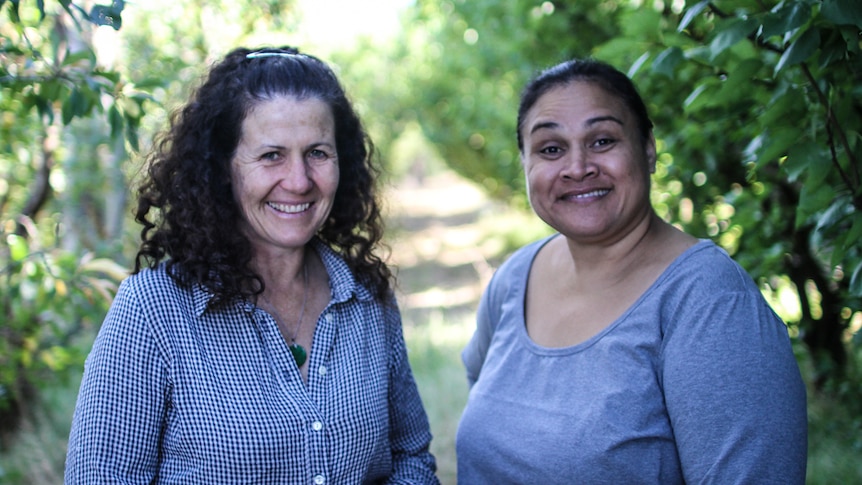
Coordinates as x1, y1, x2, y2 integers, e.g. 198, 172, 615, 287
255, 140, 335, 150
529, 115, 624, 135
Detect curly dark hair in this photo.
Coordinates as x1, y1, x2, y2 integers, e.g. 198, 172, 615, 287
133, 46, 391, 305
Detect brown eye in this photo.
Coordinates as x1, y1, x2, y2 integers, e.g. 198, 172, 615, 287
538, 145, 565, 159
591, 138, 616, 150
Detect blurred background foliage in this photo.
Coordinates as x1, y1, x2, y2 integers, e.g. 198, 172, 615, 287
1, 0, 860, 482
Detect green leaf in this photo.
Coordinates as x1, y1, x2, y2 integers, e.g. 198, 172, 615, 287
651, 47, 683, 78
761, 2, 811, 39
796, 182, 834, 228
7, 234, 28, 262
62, 89, 85, 124
679, 0, 710, 32
775, 27, 820, 74
756, 127, 800, 168
125, 119, 140, 152
758, 89, 798, 128
801, 150, 832, 187
682, 83, 711, 113
783, 141, 822, 182
715, 58, 763, 101
8, 0, 20, 23
627, 52, 650, 78
815, 196, 850, 236
820, 0, 862, 29
829, 212, 862, 267
709, 18, 759, 60
61, 50, 94, 67
850, 261, 862, 297
39, 79, 63, 102
109, 104, 123, 139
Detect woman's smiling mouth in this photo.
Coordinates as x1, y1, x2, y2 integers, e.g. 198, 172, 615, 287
268, 201, 311, 214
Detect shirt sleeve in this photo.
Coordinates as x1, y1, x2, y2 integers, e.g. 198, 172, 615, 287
383, 301, 440, 485
461, 238, 540, 389
461, 285, 496, 388
661, 281, 808, 484
65, 278, 168, 484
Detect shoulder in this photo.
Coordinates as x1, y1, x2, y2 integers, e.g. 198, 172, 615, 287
122, 264, 190, 300
664, 240, 759, 293
488, 235, 554, 290
476, 235, 554, 328
118, 264, 209, 318
483, 235, 555, 303
652, 240, 782, 333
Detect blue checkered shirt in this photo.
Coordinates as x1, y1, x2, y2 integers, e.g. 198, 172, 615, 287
65, 240, 439, 484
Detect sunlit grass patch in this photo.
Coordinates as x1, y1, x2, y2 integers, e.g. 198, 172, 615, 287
405, 311, 472, 485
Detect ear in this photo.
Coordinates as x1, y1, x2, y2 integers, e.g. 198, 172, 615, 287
646, 132, 657, 174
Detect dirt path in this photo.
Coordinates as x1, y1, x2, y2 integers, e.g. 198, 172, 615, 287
385, 171, 498, 328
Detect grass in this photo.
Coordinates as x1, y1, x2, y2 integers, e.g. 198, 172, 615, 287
799, 347, 862, 484
0, 380, 77, 483
404, 313, 473, 485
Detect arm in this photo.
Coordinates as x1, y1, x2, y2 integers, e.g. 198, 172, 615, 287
662, 286, 807, 484
461, 271, 500, 388
384, 302, 440, 485
65, 278, 168, 484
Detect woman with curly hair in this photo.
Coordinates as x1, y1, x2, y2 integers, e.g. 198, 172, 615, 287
65, 46, 439, 484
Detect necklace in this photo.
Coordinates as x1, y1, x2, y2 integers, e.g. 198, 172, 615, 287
262, 261, 309, 367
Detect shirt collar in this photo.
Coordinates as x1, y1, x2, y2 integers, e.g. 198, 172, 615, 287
191, 237, 373, 317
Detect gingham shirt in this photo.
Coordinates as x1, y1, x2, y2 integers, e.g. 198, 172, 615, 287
65, 240, 439, 484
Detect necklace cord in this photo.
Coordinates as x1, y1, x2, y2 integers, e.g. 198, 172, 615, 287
292, 261, 309, 343
260, 260, 310, 366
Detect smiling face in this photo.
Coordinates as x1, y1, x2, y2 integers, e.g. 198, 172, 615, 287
520, 81, 656, 244
231, 95, 339, 257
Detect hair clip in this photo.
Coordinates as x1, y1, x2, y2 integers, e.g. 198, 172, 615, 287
246, 51, 305, 59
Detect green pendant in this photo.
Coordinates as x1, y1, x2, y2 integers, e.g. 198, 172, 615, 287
289, 343, 307, 367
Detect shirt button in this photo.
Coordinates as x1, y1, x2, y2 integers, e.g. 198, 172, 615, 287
318, 365, 327, 376
313, 475, 325, 484
312, 421, 323, 431
325, 313, 333, 323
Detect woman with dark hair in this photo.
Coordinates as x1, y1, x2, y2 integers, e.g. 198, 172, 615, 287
65, 46, 439, 484
455, 58, 807, 483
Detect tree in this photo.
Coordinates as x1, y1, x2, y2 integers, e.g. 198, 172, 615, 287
643, 0, 862, 389
1, 0, 142, 441
391, 0, 861, 389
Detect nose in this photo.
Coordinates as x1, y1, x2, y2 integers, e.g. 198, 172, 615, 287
278, 156, 313, 193
560, 148, 597, 181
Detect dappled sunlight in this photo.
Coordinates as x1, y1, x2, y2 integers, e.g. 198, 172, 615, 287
404, 310, 475, 349
386, 171, 489, 219
400, 285, 483, 312
386, 171, 503, 324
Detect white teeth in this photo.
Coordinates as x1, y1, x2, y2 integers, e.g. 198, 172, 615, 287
572, 189, 609, 199
268, 202, 310, 214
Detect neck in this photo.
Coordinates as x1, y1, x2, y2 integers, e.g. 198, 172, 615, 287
253, 247, 308, 298
561, 211, 670, 289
